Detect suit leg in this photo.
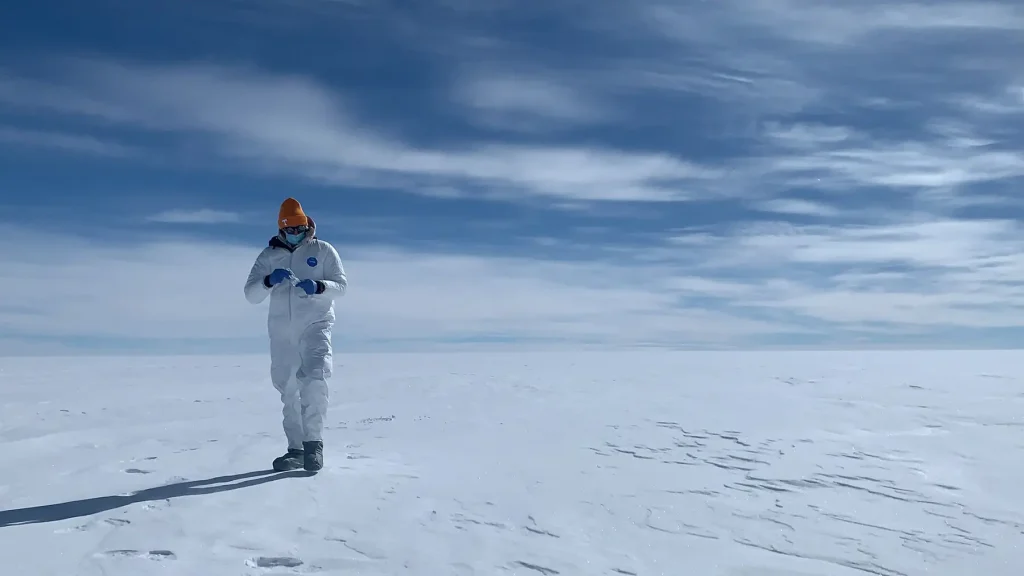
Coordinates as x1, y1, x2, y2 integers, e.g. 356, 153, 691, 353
270, 337, 304, 450
296, 322, 332, 443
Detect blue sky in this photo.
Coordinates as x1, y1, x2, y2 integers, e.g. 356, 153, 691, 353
2, 0, 1023, 354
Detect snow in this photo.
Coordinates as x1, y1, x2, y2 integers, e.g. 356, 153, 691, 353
1, 350, 1022, 576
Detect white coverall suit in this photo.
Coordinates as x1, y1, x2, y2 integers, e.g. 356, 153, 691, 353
243, 218, 347, 450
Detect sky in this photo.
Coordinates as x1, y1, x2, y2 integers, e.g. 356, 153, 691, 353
1, 0, 1023, 355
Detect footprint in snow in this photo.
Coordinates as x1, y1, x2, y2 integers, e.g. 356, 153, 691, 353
96, 549, 176, 561
140, 499, 170, 511
246, 556, 304, 568
358, 415, 395, 424
54, 517, 130, 533
512, 560, 559, 575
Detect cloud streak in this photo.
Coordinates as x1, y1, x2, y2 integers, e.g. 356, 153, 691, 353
0, 126, 136, 157
454, 69, 609, 131
665, 217, 1024, 331
8, 210, 1022, 354
757, 121, 1024, 198
4, 45, 1019, 213
147, 209, 242, 224
0, 228, 800, 354
0, 60, 721, 204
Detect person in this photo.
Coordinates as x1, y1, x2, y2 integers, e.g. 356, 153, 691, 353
244, 197, 348, 472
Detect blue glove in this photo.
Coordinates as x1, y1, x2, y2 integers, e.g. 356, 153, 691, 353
268, 268, 295, 286
296, 279, 318, 295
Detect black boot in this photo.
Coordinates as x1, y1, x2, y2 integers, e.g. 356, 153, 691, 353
303, 441, 323, 472
272, 448, 304, 471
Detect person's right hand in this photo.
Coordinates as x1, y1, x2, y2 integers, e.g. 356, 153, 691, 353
268, 268, 295, 286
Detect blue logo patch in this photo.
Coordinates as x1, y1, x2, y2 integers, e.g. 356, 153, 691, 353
307, 257, 318, 267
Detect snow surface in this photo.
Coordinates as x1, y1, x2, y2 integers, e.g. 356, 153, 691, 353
1, 350, 1021, 576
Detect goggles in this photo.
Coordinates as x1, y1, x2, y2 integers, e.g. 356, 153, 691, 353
281, 225, 309, 235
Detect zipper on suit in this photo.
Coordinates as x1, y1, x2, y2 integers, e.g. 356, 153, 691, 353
288, 249, 295, 325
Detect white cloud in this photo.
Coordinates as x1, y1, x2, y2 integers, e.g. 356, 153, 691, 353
0, 126, 135, 157
454, 70, 608, 130
734, 219, 1017, 269
752, 198, 840, 218
953, 84, 1024, 115
2, 45, 1018, 210
597, 43, 818, 119
760, 123, 853, 148
336, 246, 787, 344
147, 209, 242, 224
0, 73, 135, 121
0, 226, 794, 353
757, 122, 1024, 204
738, 1, 1024, 47
644, 0, 1024, 50
605, 0, 1024, 128
0, 60, 721, 204
667, 217, 1024, 330
3, 209, 1023, 353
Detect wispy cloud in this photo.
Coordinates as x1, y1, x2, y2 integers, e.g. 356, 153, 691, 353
0, 127, 135, 157
752, 198, 840, 218
759, 121, 1024, 193
591, 0, 1024, 126
454, 69, 609, 131
732, 1, 1024, 44
0, 228, 797, 353
7, 214, 1023, 353
639, 0, 1024, 54
953, 84, 1024, 116
2, 0, 1021, 210
0, 60, 721, 204
662, 217, 1024, 330
147, 209, 242, 224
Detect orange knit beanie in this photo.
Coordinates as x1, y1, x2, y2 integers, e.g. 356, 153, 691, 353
278, 197, 309, 229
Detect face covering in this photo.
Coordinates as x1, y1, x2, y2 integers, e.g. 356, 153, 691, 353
285, 231, 307, 245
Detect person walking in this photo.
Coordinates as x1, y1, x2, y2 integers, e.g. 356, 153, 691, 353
244, 197, 348, 472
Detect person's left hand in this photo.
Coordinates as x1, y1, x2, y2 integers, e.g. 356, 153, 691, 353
296, 279, 318, 296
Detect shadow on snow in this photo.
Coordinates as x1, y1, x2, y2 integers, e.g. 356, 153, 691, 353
0, 469, 311, 528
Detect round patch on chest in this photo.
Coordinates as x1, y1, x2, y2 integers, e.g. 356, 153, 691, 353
307, 256, 318, 267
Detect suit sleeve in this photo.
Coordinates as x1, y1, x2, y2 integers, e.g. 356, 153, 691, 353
244, 248, 275, 304
316, 243, 347, 299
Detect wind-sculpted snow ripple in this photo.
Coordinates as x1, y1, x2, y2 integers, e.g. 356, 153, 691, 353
593, 416, 1020, 576
3, 351, 1022, 576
